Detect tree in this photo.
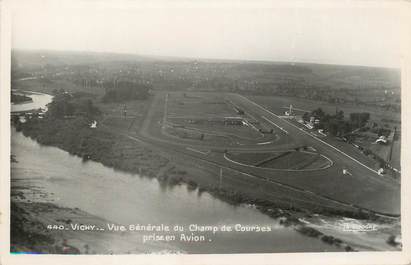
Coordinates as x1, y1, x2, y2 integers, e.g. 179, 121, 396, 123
335, 110, 344, 120
326, 120, 339, 136
302, 112, 310, 122
102, 81, 151, 103
312, 108, 325, 119
349, 112, 370, 128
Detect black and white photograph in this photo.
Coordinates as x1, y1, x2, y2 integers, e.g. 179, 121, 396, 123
1, 0, 410, 264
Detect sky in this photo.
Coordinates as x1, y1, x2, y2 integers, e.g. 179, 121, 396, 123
9, 0, 409, 67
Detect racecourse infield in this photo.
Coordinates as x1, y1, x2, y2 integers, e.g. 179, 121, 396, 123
130, 91, 400, 216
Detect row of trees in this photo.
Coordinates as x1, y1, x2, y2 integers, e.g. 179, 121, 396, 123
48, 93, 101, 119
101, 81, 151, 103
302, 108, 371, 137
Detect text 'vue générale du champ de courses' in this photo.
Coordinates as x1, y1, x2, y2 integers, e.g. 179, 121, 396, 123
46, 223, 273, 243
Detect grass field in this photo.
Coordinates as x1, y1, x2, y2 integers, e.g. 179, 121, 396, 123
165, 92, 279, 145
98, 98, 152, 131
390, 140, 401, 170
164, 125, 237, 145
226, 151, 331, 170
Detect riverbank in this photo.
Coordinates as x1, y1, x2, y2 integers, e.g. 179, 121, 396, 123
11, 132, 348, 254
11, 200, 100, 254
10, 93, 400, 253
11, 191, 181, 254
11, 174, 114, 254
11, 91, 53, 113
11, 160, 184, 254
11, 155, 400, 254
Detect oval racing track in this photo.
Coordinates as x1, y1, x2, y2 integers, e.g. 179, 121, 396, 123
120, 91, 401, 218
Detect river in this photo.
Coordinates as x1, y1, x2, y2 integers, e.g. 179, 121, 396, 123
10, 92, 341, 253
11, 91, 53, 112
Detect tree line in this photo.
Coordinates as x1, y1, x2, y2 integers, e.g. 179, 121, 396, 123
101, 81, 151, 103
302, 108, 370, 137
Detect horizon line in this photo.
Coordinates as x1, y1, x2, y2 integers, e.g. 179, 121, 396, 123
11, 48, 401, 70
